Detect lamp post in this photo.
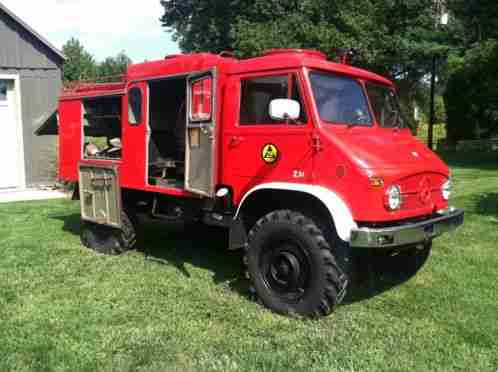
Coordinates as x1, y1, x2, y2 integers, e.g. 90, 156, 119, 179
428, 56, 437, 150
428, 7, 449, 150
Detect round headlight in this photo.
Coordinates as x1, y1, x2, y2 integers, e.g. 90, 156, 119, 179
442, 178, 452, 200
386, 185, 402, 211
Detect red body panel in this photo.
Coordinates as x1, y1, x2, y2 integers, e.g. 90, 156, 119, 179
58, 49, 450, 223
58, 100, 82, 181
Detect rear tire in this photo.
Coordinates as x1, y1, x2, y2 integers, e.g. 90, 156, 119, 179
244, 210, 348, 318
80, 209, 137, 255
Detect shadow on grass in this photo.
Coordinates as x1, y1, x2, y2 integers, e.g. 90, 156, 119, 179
53, 212, 82, 236
139, 219, 248, 297
51, 214, 249, 298
50, 213, 428, 307
475, 193, 498, 219
343, 249, 430, 305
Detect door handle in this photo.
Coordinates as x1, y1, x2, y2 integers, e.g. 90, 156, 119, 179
199, 123, 214, 140
229, 136, 244, 147
200, 123, 210, 135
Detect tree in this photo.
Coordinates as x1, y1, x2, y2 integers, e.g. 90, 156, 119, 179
62, 39, 133, 81
160, 0, 448, 74
448, 0, 498, 43
441, 0, 498, 141
444, 40, 498, 141
62, 38, 97, 81
97, 51, 132, 78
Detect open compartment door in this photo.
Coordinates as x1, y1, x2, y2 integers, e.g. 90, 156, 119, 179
79, 163, 122, 228
185, 69, 217, 197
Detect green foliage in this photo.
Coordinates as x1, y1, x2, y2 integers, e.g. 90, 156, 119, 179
62, 38, 97, 81
448, 0, 498, 43
160, 0, 445, 78
415, 88, 447, 124
62, 39, 132, 82
440, 1, 498, 141
417, 121, 447, 145
97, 52, 133, 78
444, 40, 498, 141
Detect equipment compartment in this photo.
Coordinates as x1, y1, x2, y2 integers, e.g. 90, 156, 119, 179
79, 164, 122, 228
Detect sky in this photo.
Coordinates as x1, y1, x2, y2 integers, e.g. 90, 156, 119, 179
1, 0, 181, 63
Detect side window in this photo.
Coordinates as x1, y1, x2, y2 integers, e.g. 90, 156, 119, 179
128, 87, 142, 125
240, 74, 307, 125
190, 76, 213, 122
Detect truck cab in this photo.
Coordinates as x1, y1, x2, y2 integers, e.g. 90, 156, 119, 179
58, 49, 463, 318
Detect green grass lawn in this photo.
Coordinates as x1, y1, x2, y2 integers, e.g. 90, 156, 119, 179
1, 153, 497, 372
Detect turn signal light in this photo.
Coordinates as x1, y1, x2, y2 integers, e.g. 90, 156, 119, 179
369, 176, 385, 188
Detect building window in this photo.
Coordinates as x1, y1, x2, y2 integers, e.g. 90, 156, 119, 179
128, 87, 142, 125
240, 74, 307, 125
0, 81, 7, 101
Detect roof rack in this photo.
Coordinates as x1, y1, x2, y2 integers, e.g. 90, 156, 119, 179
164, 54, 184, 60
62, 75, 127, 95
262, 49, 328, 60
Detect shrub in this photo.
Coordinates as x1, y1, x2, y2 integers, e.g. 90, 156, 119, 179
444, 40, 498, 142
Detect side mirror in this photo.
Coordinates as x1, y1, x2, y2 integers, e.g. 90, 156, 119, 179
269, 99, 301, 121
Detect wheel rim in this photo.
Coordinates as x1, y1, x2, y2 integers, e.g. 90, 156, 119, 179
260, 241, 312, 302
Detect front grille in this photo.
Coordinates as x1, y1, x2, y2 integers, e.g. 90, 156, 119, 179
398, 173, 445, 211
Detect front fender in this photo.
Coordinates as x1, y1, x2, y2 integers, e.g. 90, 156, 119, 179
235, 183, 357, 242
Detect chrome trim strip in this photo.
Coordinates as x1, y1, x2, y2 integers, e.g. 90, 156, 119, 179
350, 208, 464, 248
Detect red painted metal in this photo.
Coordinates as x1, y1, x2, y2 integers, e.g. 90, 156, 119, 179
262, 49, 328, 60
58, 49, 450, 223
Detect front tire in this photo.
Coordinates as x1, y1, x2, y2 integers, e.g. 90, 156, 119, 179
244, 210, 348, 318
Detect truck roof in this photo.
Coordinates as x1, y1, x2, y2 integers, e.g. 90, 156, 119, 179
61, 80, 127, 100
61, 49, 393, 99
228, 49, 393, 86
126, 49, 392, 86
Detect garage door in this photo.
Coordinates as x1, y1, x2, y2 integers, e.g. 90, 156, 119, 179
0, 80, 22, 189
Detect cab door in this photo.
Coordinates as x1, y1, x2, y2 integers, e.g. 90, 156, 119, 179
222, 71, 314, 202
185, 70, 217, 197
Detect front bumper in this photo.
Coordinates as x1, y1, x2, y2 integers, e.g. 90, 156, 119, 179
350, 208, 464, 249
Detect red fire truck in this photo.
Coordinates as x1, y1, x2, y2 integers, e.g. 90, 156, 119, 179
58, 49, 464, 317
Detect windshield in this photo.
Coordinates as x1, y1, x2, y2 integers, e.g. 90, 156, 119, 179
365, 83, 405, 128
309, 71, 372, 126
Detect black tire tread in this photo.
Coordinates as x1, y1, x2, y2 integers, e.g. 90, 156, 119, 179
244, 210, 348, 318
80, 209, 137, 255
